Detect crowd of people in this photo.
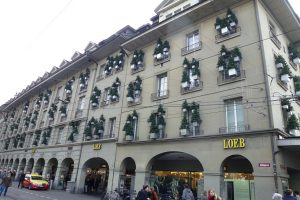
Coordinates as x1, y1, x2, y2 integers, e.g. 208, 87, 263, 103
273, 189, 300, 200
84, 173, 105, 194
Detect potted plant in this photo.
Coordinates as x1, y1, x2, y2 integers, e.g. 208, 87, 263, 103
220, 45, 228, 57
134, 76, 142, 96
59, 106, 67, 117
215, 17, 222, 30
181, 71, 190, 88
226, 8, 238, 28
191, 61, 200, 80
123, 114, 134, 141
280, 64, 291, 83
287, 114, 300, 136
275, 55, 285, 69
217, 57, 226, 72
126, 83, 135, 102
227, 57, 237, 77
220, 19, 229, 35
180, 114, 189, 136
182, 100, 189, 113
132, 110, 138, 119
191, 102, 201, 127
288, 46, 300, 64
232, 48, 242, 62
281, 98, 291, 110
163, 40, 170, 55
84, 126, 92, 140
137, 50, 144, 65
183, 58, 190, 68
157, 115, 166, 130
148, 113, 158, 139
131, 50, 138, 69
153, 38, 163, 60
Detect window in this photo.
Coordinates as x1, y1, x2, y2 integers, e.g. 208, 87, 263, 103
157, 73, 168, 97
186, 31, 200, 51
132, 118, 138, 139
78, 96, 85, 111
225, 98, 244, 133
269, 21, 281, 49
103, 88, 110, 105
174, 8, 181, 14
56, 127, 64, 144
98, 64, 105, 80
166, 13, 172, 19
183, 4, 191, 10
109, 117, 116, 137
55, 86, 62, 100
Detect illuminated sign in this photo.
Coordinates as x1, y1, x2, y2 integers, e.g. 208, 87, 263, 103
223, 138, 246, 149
93, 143, 102, 150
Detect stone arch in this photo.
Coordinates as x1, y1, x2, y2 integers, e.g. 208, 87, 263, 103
118, 157, 136, 194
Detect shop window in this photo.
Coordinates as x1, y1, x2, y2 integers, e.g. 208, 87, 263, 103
225, 98, 244, 133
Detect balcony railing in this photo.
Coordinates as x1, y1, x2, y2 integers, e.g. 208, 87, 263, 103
217, 69, 246, 85
131, 63, 145, 75
151, 90, 169, 101
215, 26, 241, 43
219, 124, 250, 134
270, 31, 281, 49
181, 81, 203, 94
154, 54, 171, 66
179, 126, 204, 137
128, 96, 142, 107
181, 41, 202, 56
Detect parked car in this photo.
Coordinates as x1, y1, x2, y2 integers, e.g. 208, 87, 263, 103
23, 173, 49, 190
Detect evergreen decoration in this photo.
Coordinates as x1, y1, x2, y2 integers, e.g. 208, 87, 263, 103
191, 102, 201, 124
182, 100, 189, 112
43, 89, 52, 104
65, 77, 75, 94
24, 113, 32, 127
217, 57, 226, 69
104, 56, 114, 75
157, 104, 165, 115
215, 9, 238, 35
227, 57, 236, 69
148, 113, 158, 134
153, 38, 170, 60
216, 45, 242, 75
32, 131, 41, 146
123, 114, 134, 136
13, 138, 18, 148
226, 8, 238, 24
84, 126, 92, 138
183, 57, 190, 68
69, 121, 80, 135
110, 78, 121, 102
275, 55, 285, 65
232, 47, 242, 60
288, 45, 300, 62
191, 58, 200, 77
41, 127, 52, 145
48, 103, 57, 120
220, 45, 228, 57
181, 70, 190, 84
280, 63, 292, 76
23, 101, 30, 113
79, 68, 90, 89
157, 115, 166, 126
127, 83, 135, 99
59, 105, 67, 116
90, 86, 101, 107
180, 114, 189, 130
98, 115, 105, 133
287, 114, 300, 131
132, 110, 138, 119
134, 76, 142, 93
281, 98, 292, 110
35, 93, 43, 108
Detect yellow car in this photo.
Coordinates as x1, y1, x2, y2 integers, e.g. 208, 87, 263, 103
23, 173, 49, 190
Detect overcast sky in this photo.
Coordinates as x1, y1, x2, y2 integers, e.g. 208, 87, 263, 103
0, 0, 299, 106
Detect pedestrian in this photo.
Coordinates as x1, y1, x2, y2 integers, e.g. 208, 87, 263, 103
136, 185, 150, 200
283, 189, 296, 200
182, 184, 195, 200
18, 172, 25, 188
207, 189, 221, 200
294, 191, 300, 200
272, 192, 283, 200
0, 173, 12, 197
149, 187, 158, 200
84, 174, 91, 193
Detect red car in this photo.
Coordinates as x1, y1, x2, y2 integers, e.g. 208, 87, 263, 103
23, 174, 49, 190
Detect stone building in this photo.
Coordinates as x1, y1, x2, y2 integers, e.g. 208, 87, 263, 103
0, 0, 300, 199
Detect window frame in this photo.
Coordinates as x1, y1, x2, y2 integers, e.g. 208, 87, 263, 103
225, 98, 244, 133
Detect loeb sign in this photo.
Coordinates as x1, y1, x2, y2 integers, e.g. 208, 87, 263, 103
223, 138, 246, 149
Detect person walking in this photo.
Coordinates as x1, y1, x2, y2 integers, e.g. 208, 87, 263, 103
0, 173, 12, 197
18, 172, 25, 188
283, 189, 296, 200
207, 189, 221, 200
136, 185, 150, 200
294, 191, 300, 200
272, 192, 283, 200
149, 187, 158, 200
182, 184, 195, 200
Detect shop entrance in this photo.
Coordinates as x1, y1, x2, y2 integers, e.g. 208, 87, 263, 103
119, 157, 136, 198
59, 158, 74, 190
46, 158, 58, 188
286, 167, 300, 192
82, 157, 109, 195
18, 158, 26, 176
221, 155, 254, 200
147, 151, 203, 200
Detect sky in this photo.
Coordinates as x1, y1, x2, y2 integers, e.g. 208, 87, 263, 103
0, 0, 299, 106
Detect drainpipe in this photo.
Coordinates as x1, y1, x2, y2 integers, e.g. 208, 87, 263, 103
73, 57, 98, 193
253, 0, 278, 192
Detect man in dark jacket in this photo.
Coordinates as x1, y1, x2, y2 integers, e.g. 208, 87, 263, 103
18, 172, 25, 188
0, 173, 12, 196
283, 189, 297, 200
136, 185, 150, 200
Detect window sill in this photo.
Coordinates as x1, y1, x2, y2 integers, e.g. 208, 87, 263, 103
217, 70, 246, 86
215, 26, 241, 43
181, 81, 203, 95
276, 78, 288, 91
151, 90, 169, 101
181, 42, 202, 56
219, 124, 250, 134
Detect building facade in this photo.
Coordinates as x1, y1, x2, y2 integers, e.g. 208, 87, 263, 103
0, 0, 300, 199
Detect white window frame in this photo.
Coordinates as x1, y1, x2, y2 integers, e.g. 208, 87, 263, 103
186, 31, 200, 51
157, 73, 168, 97
225, 98, 244, 133
109, 117, 116, 137
78, 96, 85, 111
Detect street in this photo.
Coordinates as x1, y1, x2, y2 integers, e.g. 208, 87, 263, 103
2, 182, 101, 200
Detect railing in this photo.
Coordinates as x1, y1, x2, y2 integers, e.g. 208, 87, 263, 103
154, 54, 171, 66
269, 30, 281, 49
219, 124, 250, 134
179, 126, 204, 137
131, 63, 144, 75
217, 69, 246, 85
215, 26, 241, 43
181, 41, 202, 56
127, 96, 142, 107
151, 90, 169, 101
181, 81, 203, 94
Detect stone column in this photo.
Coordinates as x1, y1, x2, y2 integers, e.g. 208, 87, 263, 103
133, 170, 149, 192
53, 164, 62, 189
203, 172, 222, 196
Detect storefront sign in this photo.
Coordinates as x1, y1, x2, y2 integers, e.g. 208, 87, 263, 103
93, 143, 102, 150
223, 138, 246, 149
31, 148, 36, 155
258, 163, 270, 167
